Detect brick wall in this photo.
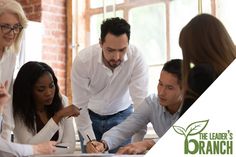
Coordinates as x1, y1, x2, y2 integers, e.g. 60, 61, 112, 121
16, 0, 41, 21
17, 0, 67, 94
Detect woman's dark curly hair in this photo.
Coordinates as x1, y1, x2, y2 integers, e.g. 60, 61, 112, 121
13, 61, 62, 133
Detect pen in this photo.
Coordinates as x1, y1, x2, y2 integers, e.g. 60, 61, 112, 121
87, 134, 96, 147
55, 145, 69, 148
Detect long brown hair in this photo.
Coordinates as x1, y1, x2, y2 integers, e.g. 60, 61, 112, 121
179, 14, 236, 95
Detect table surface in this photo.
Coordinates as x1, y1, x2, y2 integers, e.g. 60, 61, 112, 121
31, 153, 144, 157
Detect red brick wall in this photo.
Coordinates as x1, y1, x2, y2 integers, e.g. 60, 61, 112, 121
16, 0, 41, 21
17, 0, 67, 94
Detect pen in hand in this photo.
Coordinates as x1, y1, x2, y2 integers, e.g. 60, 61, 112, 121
55, 145, 69, 149
87, 134, 96, 148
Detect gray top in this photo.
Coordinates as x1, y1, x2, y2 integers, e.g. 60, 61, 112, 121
102, 94, 181, 149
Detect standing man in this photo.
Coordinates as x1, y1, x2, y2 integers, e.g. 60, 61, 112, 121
86, 59, 183, 154
71, 17, 149, 153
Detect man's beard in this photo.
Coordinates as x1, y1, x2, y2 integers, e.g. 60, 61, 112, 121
108, 60, 121, 68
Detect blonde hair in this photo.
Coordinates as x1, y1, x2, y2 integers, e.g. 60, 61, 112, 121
179, 14, 236, 94
0, 0, 28, 53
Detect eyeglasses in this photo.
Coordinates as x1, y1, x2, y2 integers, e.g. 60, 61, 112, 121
0, 24, 23, 34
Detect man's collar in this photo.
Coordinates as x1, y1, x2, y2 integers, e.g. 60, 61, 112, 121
162, 102, 183, 114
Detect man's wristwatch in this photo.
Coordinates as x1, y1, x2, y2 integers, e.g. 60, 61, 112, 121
100, 140, 108, 151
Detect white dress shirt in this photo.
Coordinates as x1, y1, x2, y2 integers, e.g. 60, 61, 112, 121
0, 49, 17, 141
13, 96, 76, 154
102, 94, 181, 150
0, 115, 33, 157
71, 44, 149, 142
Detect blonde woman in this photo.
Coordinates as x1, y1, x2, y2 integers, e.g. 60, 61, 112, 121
0, 0, 28, 140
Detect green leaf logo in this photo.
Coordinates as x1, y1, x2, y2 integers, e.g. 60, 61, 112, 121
173, 126, 186, 136
186, 120, 209, 136
173, 120, 209, 154
173, 120, 209, 137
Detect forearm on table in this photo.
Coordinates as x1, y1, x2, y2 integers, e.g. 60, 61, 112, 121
15, 118, 59, 144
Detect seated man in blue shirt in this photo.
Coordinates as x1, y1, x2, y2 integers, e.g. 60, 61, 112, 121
86, 59, 183, 154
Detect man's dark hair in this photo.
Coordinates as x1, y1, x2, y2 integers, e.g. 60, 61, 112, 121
100, 17, 130, 43
162, 59, 182, 84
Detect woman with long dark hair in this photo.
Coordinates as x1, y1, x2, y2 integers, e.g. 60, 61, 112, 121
0, 80, 56, 156
13, 61, 80, 154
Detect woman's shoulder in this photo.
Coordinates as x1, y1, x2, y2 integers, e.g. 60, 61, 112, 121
188, 64, 217, 95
